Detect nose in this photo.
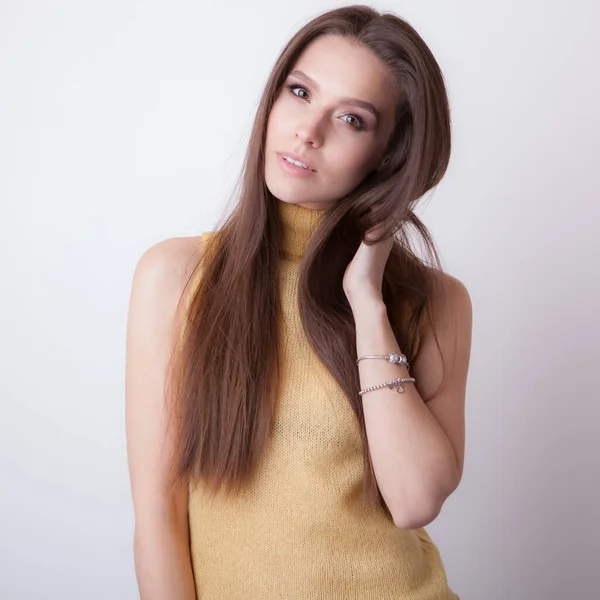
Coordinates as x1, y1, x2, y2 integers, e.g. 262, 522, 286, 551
295, 114, 324, 148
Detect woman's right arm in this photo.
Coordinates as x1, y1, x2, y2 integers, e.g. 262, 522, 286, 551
125, 237, 201, 600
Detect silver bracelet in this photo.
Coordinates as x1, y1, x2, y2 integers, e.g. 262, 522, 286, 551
359, 377, 416, 396
356, 352, 410, 371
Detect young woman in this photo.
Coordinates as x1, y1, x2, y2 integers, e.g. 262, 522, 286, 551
126, 5, 472, 599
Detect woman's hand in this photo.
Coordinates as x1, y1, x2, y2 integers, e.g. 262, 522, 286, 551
342, 222, 394, 311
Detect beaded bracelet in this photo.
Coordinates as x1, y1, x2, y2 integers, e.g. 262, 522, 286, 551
356, 352, 414, 397
358, 377, 416, 396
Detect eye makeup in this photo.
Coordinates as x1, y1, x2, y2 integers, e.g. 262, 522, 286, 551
285, 81, 369, 131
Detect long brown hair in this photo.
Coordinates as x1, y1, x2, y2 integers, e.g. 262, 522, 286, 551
166, 5, 452, 519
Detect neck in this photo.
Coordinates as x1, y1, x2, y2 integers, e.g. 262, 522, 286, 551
277, 198, 329, 259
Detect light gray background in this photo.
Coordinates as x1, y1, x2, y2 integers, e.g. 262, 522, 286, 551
1, 1, 599, 598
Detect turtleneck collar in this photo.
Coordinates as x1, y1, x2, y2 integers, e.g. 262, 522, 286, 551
277, 198, 329, 259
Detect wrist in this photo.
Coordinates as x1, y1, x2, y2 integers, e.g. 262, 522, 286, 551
349, 295, 387, 318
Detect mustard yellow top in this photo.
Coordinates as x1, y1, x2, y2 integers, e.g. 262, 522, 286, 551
187, 199, 459, 599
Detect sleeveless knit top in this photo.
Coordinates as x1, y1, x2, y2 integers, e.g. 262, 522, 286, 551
186, 199, 459, 600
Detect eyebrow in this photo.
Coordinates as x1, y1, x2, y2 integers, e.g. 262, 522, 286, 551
288, 69, 380, 120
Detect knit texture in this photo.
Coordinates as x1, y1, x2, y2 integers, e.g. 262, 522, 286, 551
186, 199, 459, 599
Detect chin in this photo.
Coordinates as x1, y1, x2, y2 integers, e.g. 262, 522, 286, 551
269, 190, 308, 205
265, 175, 313, 205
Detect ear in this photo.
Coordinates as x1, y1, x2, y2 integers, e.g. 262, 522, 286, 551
378, 155, 392, 170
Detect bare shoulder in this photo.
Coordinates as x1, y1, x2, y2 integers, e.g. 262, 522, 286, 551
133, 235, 204, 299
413, 266, 473, 399
421, 267, 472, 333
127, 235, 205, 348
437, 270, 472, 329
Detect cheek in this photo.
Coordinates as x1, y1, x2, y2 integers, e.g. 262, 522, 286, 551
329, 144, 376, 180
265, 104, 282, 145
266, 97, 294, 140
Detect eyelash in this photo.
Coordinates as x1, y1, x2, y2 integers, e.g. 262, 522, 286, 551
285, 82, 367, 131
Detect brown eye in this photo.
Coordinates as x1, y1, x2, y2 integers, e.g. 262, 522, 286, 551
286, 83, 309, 100
341, 113, 366, 131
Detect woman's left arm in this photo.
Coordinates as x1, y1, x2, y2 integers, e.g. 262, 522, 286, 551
343, 228, 473, 530
352, 279, 472, 530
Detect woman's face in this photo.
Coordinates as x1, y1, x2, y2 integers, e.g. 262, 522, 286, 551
264, 34, 398, 210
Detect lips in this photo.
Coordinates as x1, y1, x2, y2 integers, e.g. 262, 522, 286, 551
278, 151, 316, 171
